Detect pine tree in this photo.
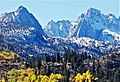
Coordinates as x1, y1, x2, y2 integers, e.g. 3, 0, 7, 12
44, 53, 51, 62
51, 54, 55, 63
92, 58, 95, 76
54, 53, 61, 62
96, 59, 100, 77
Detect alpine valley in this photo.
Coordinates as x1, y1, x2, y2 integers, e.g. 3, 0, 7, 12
0, 5, 120, 82
0, 6, 120, 58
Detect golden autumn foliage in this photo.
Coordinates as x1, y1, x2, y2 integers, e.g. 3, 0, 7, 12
0, 68, 98, 82
0, 51, 19, 60
73, 70, 98, 82
0, 68, 64, 82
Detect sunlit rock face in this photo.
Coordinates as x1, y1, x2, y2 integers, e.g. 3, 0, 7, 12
45, 8, 120, 42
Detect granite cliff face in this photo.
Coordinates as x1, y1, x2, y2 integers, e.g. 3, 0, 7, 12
45, 8, 120, 42
0, 6, 47, 45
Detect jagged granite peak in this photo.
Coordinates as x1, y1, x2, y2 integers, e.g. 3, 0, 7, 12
15, 6, 42, 28
0, 6, 48, 50
17, 5, 28, 12
45, 20, 73, 37
0, 6, 47, 36
69, 8, 120, 41
86, 8, 101, 17
0, 6, 39, 27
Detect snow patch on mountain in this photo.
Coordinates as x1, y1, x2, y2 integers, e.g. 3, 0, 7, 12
99, 29, 120, 41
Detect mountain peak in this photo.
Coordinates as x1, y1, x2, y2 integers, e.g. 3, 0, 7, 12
16, 6, 28, 14
0, 5, 47, 35
0, 5, 42, 28
18, 6, 26, 10
87, 8, 101, 13
86, 8, 101, 16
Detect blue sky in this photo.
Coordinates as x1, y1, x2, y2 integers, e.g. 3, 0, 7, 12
0, 0, 119, 27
